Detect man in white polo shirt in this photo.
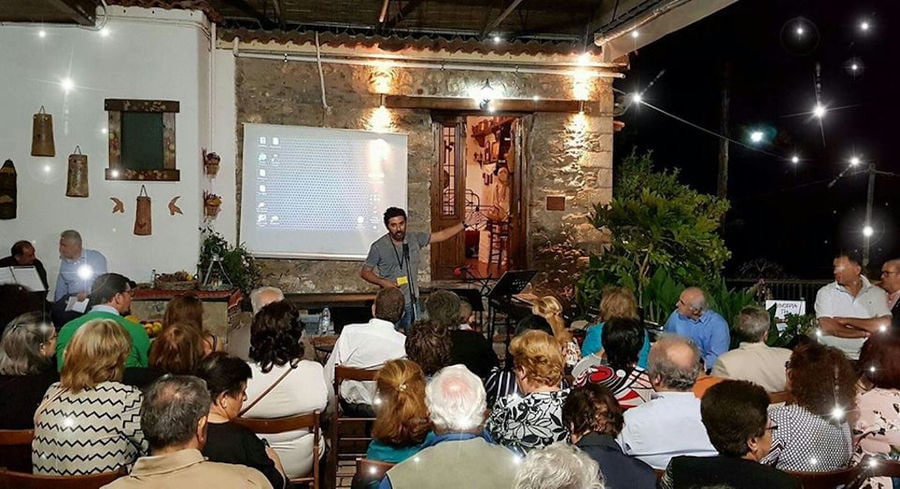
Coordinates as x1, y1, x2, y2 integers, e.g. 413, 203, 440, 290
815, 252, 891, 359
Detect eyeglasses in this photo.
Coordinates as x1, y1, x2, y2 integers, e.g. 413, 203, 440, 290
766, 423, 779, 432
881, 270, 900, 276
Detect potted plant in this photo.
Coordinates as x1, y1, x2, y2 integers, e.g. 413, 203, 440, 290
203, 149, 220, 177
203, 191, 222, 217
198, 225, 261, 294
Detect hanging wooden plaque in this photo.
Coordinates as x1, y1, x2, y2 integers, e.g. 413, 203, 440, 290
66, 146, 89, 198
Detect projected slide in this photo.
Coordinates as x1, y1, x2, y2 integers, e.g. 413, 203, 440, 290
241, 124, 408, 260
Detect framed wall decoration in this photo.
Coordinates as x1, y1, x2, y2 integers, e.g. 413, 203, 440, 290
105, 99, 180, 181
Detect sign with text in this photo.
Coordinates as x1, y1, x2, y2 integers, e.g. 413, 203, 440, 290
766, 300, 806, 320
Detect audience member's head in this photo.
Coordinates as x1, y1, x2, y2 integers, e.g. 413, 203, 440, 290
406, 320, 452, 377
598, 287, 638, 322
58, 229, 83, 260
149, 322, 207, 375
10, 240, 37, 265
787, 342, 856, 417
163, 294, 203, 331
89, 273, 134, 312
515, 314, 553, 337
425, 290, 461, 328
426, 365, 486, 433
676, 287, 707, 320
701, 380, 772, 462
513, 442, 604, 489
197, 352, 252, 421
833, 251, 863, 286
458, 300, 474, 328
250, 301, 304, 373
249, 286, 284, 315
532, 296, 573, 348
734, 305, 771, 343
563, 383, 624, 444
61, 319, 131, 393
859, 330, 900, 389
510, 330, 565, 392
0, 312, 56, 375
0, 284, 43, 329
141, 375, 212, 453
880, 259, 900, 295
373, 287, 405, 324
600, 317, 644, 371
647, 334, 702, 392
372, 358, 431, 447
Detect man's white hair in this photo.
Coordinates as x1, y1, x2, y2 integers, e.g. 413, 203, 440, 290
425, 364, 486, 432
250, 286, 284, 315
513, 442, 604, 489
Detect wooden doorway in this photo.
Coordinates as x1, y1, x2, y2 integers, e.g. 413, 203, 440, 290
430, 114, 527, 280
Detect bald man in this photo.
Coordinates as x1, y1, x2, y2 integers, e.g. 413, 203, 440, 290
880, 259, 900, 329
617, 335, 716, 469
663, 287, 730, 370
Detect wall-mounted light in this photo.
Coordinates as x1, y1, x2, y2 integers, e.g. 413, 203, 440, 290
479, 79, 495, 110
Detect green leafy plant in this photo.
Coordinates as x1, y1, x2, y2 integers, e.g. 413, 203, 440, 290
199, 225, 261, 294
706, 277, 757, 348
766, 310, 817, 348
576, 150, 731, 316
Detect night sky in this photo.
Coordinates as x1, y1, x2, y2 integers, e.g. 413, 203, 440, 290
613, 0, 899, 278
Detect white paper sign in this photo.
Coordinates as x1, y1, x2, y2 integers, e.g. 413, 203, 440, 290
766, 300, 806, 320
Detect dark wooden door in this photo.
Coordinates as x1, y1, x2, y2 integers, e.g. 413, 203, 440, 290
430, 117, 466, 280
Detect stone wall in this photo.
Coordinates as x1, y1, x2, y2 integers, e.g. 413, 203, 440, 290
234, 56, 613, 298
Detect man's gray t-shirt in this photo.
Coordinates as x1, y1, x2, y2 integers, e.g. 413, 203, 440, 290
364, 232, 430, 306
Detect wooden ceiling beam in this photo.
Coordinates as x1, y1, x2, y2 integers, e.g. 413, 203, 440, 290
481, 0, 525, 37
221, 0, 274, 29
271, 0, 286, 30
46, 0, 97, 26
381, 0, 427, 31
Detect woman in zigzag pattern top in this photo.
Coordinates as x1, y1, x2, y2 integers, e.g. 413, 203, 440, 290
32, 319, 148, 476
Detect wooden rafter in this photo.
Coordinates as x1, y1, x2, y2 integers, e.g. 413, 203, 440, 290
481, 0, 525, 37
381, 0, 426, 30
47, 0, 97, 26
220, 0, 273, 28
271, 0, 286, 30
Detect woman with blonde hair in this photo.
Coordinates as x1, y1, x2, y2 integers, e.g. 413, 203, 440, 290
0, 312, 58, 430
366, 359, 434, 463
486, 330, 570, 455
532, 296, 580, 368
32, 319, 147, 475
579, 287, 651, 370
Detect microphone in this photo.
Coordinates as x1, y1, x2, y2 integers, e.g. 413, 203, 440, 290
403, 243, 410, 262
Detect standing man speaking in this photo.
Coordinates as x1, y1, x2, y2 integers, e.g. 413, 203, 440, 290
361, 207, 469, 331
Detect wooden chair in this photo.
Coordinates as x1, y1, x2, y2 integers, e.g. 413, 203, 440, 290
845, 456, 900, 489
0, 468, 123, 489
785, 466, 860, 489
768, 390, 793, 404
234, 410, 322, 489
350, 458, 395, 489
0, 428, 34, 473
330, 366, 380, 488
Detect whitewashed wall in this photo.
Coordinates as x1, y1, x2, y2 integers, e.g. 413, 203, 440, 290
0, 7, 212, 296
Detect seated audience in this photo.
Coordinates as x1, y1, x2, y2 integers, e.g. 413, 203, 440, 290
0, 312, 59, 429
581, 287, 650, 369
769, 342, 855, 472
103, 375, 272, 488
660, 380, 799, 489
563, 383, 655, 489
366, 359, 435, 463
426, 290, 498, 379
853, 331, 900, 488
380, 365, 519, 489
574, 317, 652, 409
51, 229, 108, 328
57, 273, 149, 370
458, 300, 475, 330
485, 330, 570, 455
664, 287, 730, 370
512, 442, 604, 489
33, 319, 147, 475
405, 319, 453, 377
711, 305, 792, 392
0, 240, 49, 290
245, 301, 328, 479
198, 353, 286, 489
531, 296, 581, 368
325, 287, 407, 416
617, 334, 716, 469
692, 358, 726, 399
123, 322, 208, 388
164, 293, 223, 355
485, 314, 569, 406
250, 286, 285, 315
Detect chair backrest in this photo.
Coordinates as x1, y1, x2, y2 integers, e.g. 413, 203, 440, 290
768, 390, 792, 404
335, 366, 380, 383
331, 366, 381, 489
0, 429, 34, 473
235, 410, 321, 489
0, 469, 123, 489
786, 466, 860, 489
849, 456, 900, 487
351, 458, 396, 489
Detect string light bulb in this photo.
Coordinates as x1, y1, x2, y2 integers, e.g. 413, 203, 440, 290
863, 225, 874, 237
631, 30, 640, 39
813, 104, 826, 118
850, 156, 861, 166
750, 131, 764, 143
492, 35, 501, 44
631, 93, 642, 104
796, 26, 805, 36
860, 20, 870, 32
791, 155, 800, 164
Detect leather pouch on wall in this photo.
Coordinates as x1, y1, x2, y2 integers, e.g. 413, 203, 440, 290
66, 146, 89, 198
133, 185, 152, 236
